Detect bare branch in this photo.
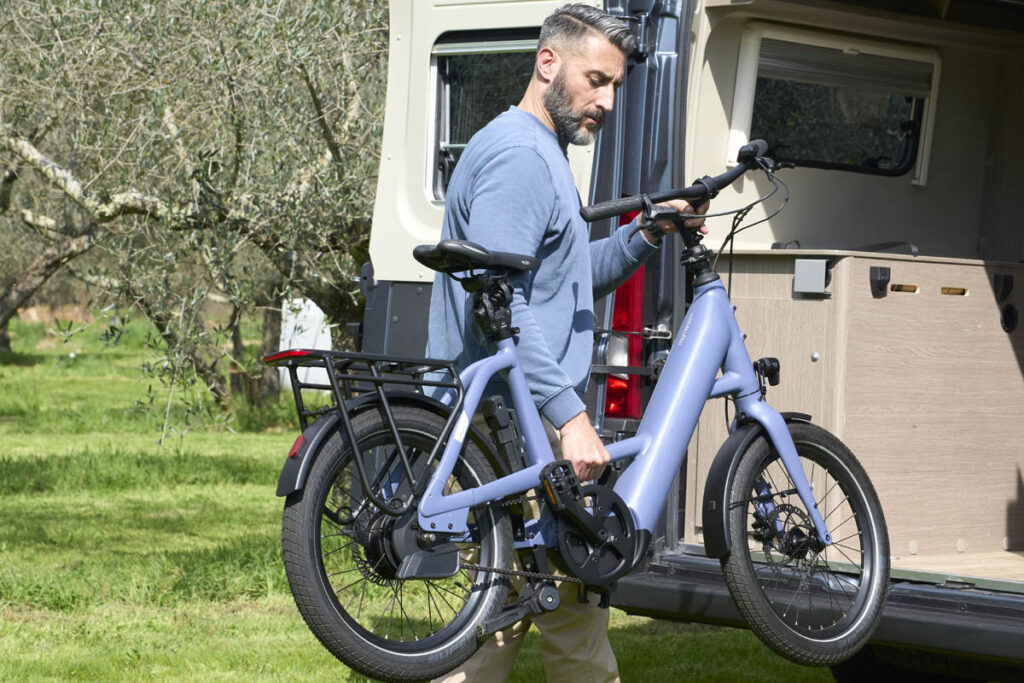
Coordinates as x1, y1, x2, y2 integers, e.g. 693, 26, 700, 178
0, 232, 96, 330
337, 46, 365, 138
4, 133, 177, 222
299, 63, 342, 166
1, 131, 227, 229
162, 106, 202, 202
1, 112, 60, 214
20, 209, 63, 241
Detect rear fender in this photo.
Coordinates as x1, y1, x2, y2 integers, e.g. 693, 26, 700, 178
275, 391, 510, 498
701, 412, 812, 559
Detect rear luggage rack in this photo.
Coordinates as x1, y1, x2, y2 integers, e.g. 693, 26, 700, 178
264, 349, 464, 515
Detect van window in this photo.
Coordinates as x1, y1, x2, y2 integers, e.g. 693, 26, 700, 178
751, 40, 929, 174
432, 39, 536, 198
729, 25, 940, 184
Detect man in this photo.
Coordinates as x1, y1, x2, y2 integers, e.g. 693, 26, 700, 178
427, 5, 708, 681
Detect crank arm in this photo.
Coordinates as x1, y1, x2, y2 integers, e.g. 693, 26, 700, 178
475, 581, 561, 641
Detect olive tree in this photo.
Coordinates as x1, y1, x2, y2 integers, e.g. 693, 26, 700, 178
0, 0, 388, 407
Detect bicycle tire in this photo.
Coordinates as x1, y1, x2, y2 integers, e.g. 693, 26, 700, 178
721, 421, 889, 665
281, 405, 513, 681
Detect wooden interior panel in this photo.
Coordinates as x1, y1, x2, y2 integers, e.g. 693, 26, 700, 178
843, 257, 1024, 559
682, 252, 1024, 583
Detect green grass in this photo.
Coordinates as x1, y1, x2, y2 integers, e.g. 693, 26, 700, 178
0, 317, 834, 681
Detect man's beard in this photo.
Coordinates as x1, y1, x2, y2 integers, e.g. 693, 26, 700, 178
543, 70, 604, 147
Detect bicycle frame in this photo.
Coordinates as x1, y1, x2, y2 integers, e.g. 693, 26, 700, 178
417, 276, 834, 550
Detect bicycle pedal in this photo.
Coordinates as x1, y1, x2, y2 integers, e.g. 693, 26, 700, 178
538, 461, 581, 511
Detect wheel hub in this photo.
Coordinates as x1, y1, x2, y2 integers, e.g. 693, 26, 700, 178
352, 507, 427, 583
359, 510, 402, 580
760, 503, 826, 560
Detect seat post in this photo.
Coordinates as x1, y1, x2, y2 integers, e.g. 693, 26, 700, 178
462, 272, 518, 343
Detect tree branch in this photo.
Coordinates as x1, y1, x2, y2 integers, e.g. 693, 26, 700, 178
20, 209, 64, 241
0, 112, 59, 215
0, 231, 96, 329
3, 133, 184, 222
299, 63, 342, 166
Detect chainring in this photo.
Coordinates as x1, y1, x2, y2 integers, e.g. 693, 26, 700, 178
556, 484, 637, 587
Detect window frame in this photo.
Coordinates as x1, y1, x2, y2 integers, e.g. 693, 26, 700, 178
728, 22, 941, 185
429, 34, 539, 201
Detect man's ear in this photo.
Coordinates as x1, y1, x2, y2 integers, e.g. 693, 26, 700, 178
535, 45, 561, 83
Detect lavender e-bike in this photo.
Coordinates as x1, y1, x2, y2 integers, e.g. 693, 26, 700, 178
268, 141, 889, 681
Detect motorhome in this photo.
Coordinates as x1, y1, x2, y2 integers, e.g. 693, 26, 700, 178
360, 1, 1024, 678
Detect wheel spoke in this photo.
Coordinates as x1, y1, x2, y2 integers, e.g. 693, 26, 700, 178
427, 580, 460, 617
395, 582, 419, 640
816, 479, 840, 512
322, 539, 354, 558
355, 579, 368, 621
825, 496, 851, 522
430, 581, 471, 603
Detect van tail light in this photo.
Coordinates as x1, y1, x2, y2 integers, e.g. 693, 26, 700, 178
605, 210, 643, 420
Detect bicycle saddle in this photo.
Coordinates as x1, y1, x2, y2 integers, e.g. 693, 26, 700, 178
413, 240, 538, 275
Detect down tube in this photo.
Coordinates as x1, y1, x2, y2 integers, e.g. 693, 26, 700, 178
613, 282, 734, 533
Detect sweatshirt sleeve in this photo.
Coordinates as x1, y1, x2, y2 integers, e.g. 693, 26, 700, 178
589, 218, 661, 300
463, 146, 586, 428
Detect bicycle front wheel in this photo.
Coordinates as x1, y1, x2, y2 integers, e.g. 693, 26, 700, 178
721, 422, 889, 665
281, 405, 513, 681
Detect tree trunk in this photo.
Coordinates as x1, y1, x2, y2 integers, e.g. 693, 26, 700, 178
0, 319, 10, 353
257, 304, 282, 404
228, 303, 247, 399
0, 233, 95, 334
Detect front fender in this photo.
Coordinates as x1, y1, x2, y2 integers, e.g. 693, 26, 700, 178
701, 412, 812, 559
275, 391, 510, 498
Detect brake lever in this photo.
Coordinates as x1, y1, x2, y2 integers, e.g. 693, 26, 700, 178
629, 203, 705, 243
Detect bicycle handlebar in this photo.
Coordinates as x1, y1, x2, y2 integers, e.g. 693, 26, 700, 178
579, 140, 769, 223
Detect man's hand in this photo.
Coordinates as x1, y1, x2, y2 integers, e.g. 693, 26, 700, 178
640, 198, 710, 245
558, 411, 610, 481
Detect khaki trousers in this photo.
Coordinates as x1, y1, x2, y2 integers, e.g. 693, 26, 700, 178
433, 418, 620, 683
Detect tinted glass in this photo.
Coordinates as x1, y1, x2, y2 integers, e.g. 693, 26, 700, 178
443, 51, 535, 145
751, 78, 919, 172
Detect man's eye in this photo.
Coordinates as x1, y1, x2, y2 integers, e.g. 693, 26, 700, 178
589, 77, 601, 87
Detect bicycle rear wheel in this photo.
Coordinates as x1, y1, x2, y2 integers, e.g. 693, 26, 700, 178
281, 405, 512, 681
721, 422, 889, 665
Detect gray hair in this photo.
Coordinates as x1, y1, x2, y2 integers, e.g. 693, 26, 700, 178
538, 4, 637, 55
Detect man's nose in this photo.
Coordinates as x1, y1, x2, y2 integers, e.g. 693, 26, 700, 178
596, 83, 615, 112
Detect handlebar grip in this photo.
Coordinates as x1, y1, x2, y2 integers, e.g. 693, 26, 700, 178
579, 195, 644, 222
737, 139, 768, 162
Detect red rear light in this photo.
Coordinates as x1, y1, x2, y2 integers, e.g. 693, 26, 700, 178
288, 435, 306, 459
604, 209, 644, 420
263, 349, 313, 364
606, 376, 635, 418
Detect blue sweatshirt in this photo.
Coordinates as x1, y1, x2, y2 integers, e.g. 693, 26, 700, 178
426, 106, 658, 428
